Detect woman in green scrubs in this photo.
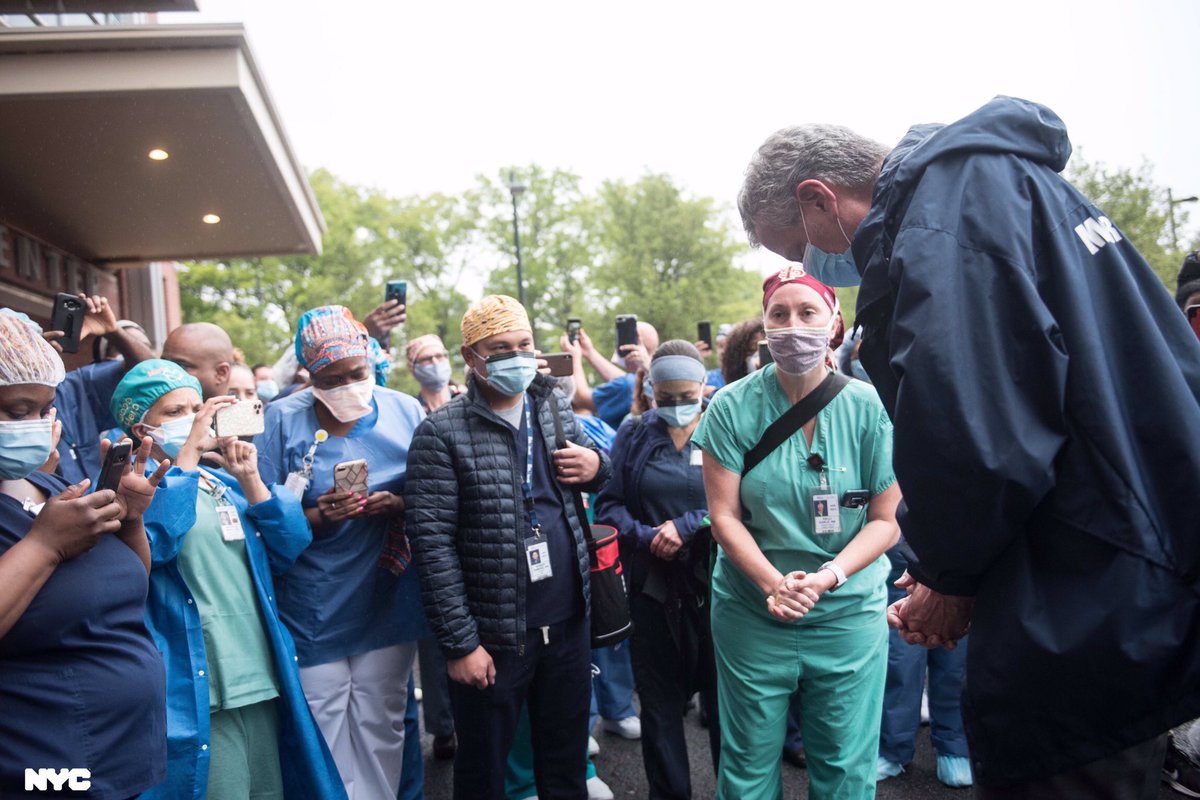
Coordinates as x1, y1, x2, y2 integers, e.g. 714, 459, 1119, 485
692, 266, 901, 800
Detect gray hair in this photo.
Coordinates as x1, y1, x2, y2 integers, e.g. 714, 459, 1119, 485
738, 124, 890, 245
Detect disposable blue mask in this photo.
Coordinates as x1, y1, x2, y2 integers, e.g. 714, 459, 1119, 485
475, 350, 538, 397
256, 379, 280, 402
0, 418, 54, 479
657, 401, 702, 428
413, 360, 452, 391
799, 206, 860, 287
149, 413, 197, 460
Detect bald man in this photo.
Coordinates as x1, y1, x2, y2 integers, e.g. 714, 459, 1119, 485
160, 322, 234, 399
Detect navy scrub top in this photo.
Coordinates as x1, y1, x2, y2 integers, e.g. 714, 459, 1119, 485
0, 471, 167, 799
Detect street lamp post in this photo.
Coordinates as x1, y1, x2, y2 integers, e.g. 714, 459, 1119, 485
1168, 188, 1199, 252
508, 171, 527, 312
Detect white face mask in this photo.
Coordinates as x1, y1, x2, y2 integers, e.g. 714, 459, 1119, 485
312, 377, 375, 422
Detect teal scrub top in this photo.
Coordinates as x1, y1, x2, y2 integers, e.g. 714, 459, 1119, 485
692, 366, 897, 623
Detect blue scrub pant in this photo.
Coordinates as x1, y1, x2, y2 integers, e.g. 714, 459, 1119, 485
879, 551, 969, 764
590, 641, 637, 729
712, 592, 887, 800
398, 672, 424, 800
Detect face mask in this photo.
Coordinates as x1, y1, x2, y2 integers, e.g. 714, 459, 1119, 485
765, 315, 836, 376
256, 379, 279, 402
0, 418, 54, 479
413, 361, 452, 391
148, 413, 198, 460
474, 351, 538, 397
799, 206, 860, 287
657, 401, 702, 428
745, 354, 759, 373
313, 377, 375, 422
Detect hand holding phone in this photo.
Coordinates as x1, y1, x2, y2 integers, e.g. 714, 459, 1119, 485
333, 459, 370, 496
50, 293, 86, 354
567, 318, 582, 345
97, 440, 133, 493
616, 315, 638, 349
386, 280, 408, 308
543, 352, 574, 377
213, 400, 265, 438
697, 320, 712, 350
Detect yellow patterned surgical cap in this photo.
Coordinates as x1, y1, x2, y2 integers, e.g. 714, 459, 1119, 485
460, 295, 532, 347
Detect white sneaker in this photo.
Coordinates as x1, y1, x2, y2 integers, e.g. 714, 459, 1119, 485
602, 716, 641, 740
587, 776, 615, 800
588, 735, 600, 756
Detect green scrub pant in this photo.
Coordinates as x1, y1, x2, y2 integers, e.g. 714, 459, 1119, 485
712, 592, 887, 800
208, 699, 284, 800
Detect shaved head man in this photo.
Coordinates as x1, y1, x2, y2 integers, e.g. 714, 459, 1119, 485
161, 322, 234, 399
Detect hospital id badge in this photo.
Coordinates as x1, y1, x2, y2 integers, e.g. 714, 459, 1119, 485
690, 447, 704, 467
216, 501, 246, 541
284, 471, 309, 500
524, 536, 552, 582
810, 490, 841, 535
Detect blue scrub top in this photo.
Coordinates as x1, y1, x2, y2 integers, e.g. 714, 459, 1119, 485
54, 359, 126, 484
0, 471, 167, 799
255, 385, 430, 666
592, 373, 636, 430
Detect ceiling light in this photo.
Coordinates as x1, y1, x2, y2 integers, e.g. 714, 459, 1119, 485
148, 149, 169, 161
202, 214, 221, 224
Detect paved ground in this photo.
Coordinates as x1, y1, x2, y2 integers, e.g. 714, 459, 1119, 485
414, 695, 1180, 798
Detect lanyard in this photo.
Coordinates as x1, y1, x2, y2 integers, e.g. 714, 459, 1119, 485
522, 397, 541, 537
301, 428, 330, 479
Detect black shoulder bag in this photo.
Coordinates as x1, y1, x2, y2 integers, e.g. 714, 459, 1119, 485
741, 371, 851, 477
549, 402, 633, 648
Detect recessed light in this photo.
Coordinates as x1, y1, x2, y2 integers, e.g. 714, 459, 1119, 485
148, 149, 169, 161
202, 214, 221, 224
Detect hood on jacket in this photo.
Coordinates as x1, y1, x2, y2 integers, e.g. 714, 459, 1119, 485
854, 96, 1073, 313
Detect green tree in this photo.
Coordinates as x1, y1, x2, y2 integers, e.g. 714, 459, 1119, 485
476, 165, 602, 346
1067, 156, 1196, 288
590, 173, 760, 355
179, 169, 478, 389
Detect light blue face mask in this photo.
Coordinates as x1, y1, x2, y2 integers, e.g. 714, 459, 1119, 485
148, 413, 197, 460
413, 360, 452, 391
657, 401, 702, 428
256, 379, 280, 402
0, 418, 54, 479
800, 205, 861, 287
476, 351, 538, 397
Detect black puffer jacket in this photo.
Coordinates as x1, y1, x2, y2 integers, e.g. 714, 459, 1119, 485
406, 373, 612, 659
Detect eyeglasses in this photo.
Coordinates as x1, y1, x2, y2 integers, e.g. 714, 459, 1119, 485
1187, 304, 1200, 322
413, 351, 450, 367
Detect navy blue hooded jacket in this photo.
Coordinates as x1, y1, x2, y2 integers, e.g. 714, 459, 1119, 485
853, 97, 1200, 785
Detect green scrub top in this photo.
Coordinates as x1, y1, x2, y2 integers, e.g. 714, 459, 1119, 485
692, 366, 897, 623
178, 486, 280, 712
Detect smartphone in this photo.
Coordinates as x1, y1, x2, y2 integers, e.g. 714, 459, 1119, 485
615, 314, 639, 349
97, 441, 133, 493
566, 318, 582, 345
697, 320, 712, 350
841, 490, 871, 509
213, 400, 265, 438
333, 459, 369, 495
50, 292, 85, 354
757, 341, 773, 366
543, 352, 574, 377
386, 280, 407, 308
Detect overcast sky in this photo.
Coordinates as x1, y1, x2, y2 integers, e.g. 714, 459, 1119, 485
183, 0, 1200, 276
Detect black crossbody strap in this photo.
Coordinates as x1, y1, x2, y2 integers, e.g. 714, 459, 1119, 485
548, 398, 596, 545
741, 371, 851, 478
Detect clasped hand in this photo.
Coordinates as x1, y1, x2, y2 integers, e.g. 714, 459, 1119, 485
766, 571, 830, 622
886, 570, 973, 650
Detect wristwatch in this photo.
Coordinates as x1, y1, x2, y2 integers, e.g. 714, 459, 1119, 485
818, 561, 847, 592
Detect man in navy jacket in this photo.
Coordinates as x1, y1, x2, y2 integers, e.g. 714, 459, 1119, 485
737, 96, 1200, 797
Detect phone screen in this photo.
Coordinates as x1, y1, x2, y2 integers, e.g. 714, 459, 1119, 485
386, 280, 407, 307
616, 315, 638, 349
698, 321, 712, 348
98, 442, 133, 493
